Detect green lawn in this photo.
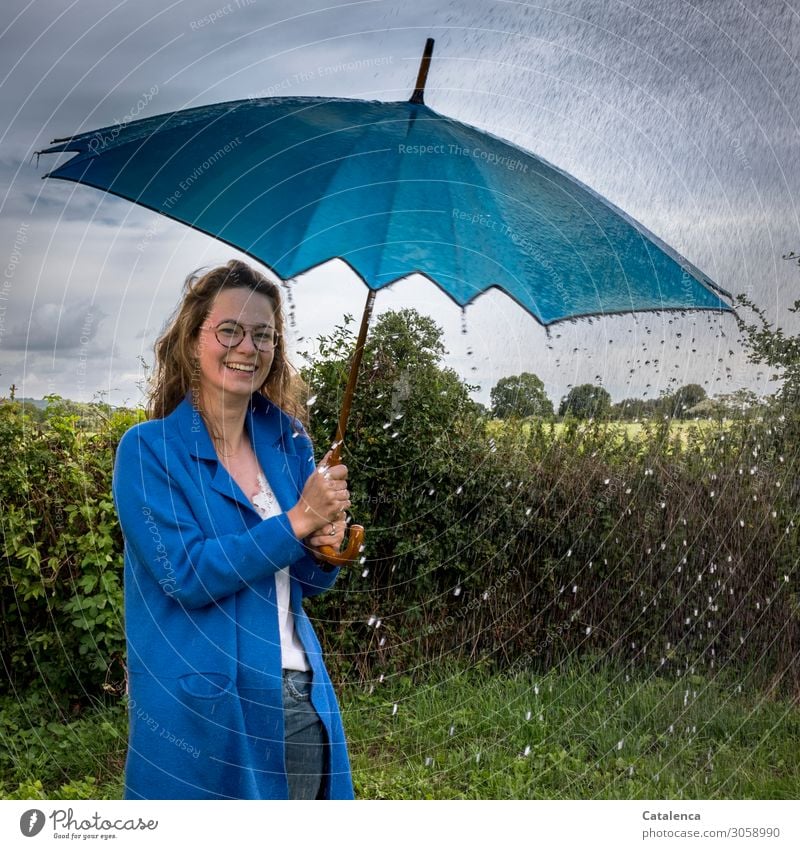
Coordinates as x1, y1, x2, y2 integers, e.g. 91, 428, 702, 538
2, 659, 797, 800
345, 659, 799, 799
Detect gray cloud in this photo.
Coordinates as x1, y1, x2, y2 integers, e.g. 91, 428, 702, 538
1, 0, 799, 405
1, 297, 107, 352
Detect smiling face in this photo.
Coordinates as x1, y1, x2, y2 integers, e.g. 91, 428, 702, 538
194, 287, 277, 405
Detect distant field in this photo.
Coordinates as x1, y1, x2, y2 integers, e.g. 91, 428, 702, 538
487, 418, 733, 450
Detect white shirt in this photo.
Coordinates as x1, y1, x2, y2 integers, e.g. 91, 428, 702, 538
251, 470, 310, 671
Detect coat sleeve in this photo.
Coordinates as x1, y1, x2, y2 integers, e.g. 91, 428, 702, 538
288, 423, 342, 598
113, 425, 308, 610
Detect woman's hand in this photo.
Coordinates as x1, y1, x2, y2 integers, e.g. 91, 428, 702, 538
287, 450, 351, 540
305, 516, 347, 556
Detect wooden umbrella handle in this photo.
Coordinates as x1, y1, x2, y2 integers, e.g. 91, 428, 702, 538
315, 522, 365, 568
314, 440, 365, 567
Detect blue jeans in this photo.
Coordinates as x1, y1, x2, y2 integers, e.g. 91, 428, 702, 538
282, 669, 326, 799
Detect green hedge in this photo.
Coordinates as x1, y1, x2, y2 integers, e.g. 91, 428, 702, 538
1, 310, 798, 706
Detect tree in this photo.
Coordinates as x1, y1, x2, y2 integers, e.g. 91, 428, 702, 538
735, 275, 800, 408
667, 384, 707, 418
558, 384, 611, 418
490, 372, 553, 418
612, 397, 660, 420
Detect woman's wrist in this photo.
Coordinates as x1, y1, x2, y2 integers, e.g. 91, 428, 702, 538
287, 503, 317, 541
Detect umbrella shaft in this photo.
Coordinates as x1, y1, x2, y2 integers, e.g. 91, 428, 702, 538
330, 288, 376, 465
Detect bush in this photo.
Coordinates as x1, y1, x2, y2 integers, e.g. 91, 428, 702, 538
0, 397, 142, 704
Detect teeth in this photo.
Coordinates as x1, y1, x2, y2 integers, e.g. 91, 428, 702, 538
226, 363, 256, 372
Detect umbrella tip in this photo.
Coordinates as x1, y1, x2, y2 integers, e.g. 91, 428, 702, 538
409, 37, 435, 104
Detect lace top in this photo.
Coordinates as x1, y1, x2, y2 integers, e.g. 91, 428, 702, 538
251, 471, 309, 672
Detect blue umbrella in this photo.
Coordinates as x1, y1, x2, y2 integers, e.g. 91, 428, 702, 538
37, 40, 731, 326
36, 39, 733, 563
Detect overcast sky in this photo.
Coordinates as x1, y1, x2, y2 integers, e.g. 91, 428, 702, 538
1, 0, 799, 409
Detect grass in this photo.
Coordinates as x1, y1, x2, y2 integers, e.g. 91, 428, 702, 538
2, 658, 797, 800
344, 658, 800, 799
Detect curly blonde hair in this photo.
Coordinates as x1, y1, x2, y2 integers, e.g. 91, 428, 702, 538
147, 260, 307, 424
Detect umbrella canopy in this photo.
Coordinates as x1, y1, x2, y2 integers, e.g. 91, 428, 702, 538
37, 66, 732, 327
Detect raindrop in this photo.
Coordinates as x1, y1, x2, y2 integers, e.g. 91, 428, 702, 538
453, 586, 462, 597
425, 756, 433, 767
306, 394, 318, 407
392, 703, 398, 716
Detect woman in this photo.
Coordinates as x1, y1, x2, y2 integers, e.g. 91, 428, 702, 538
112, 260, 354, 799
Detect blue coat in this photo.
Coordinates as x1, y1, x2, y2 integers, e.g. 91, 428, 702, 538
112, 391, 354, 799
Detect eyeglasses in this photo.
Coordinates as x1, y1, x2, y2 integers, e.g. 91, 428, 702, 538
203, 321, 280, 352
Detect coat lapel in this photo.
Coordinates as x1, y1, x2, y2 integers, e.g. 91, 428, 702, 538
172, 391, 306, 516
